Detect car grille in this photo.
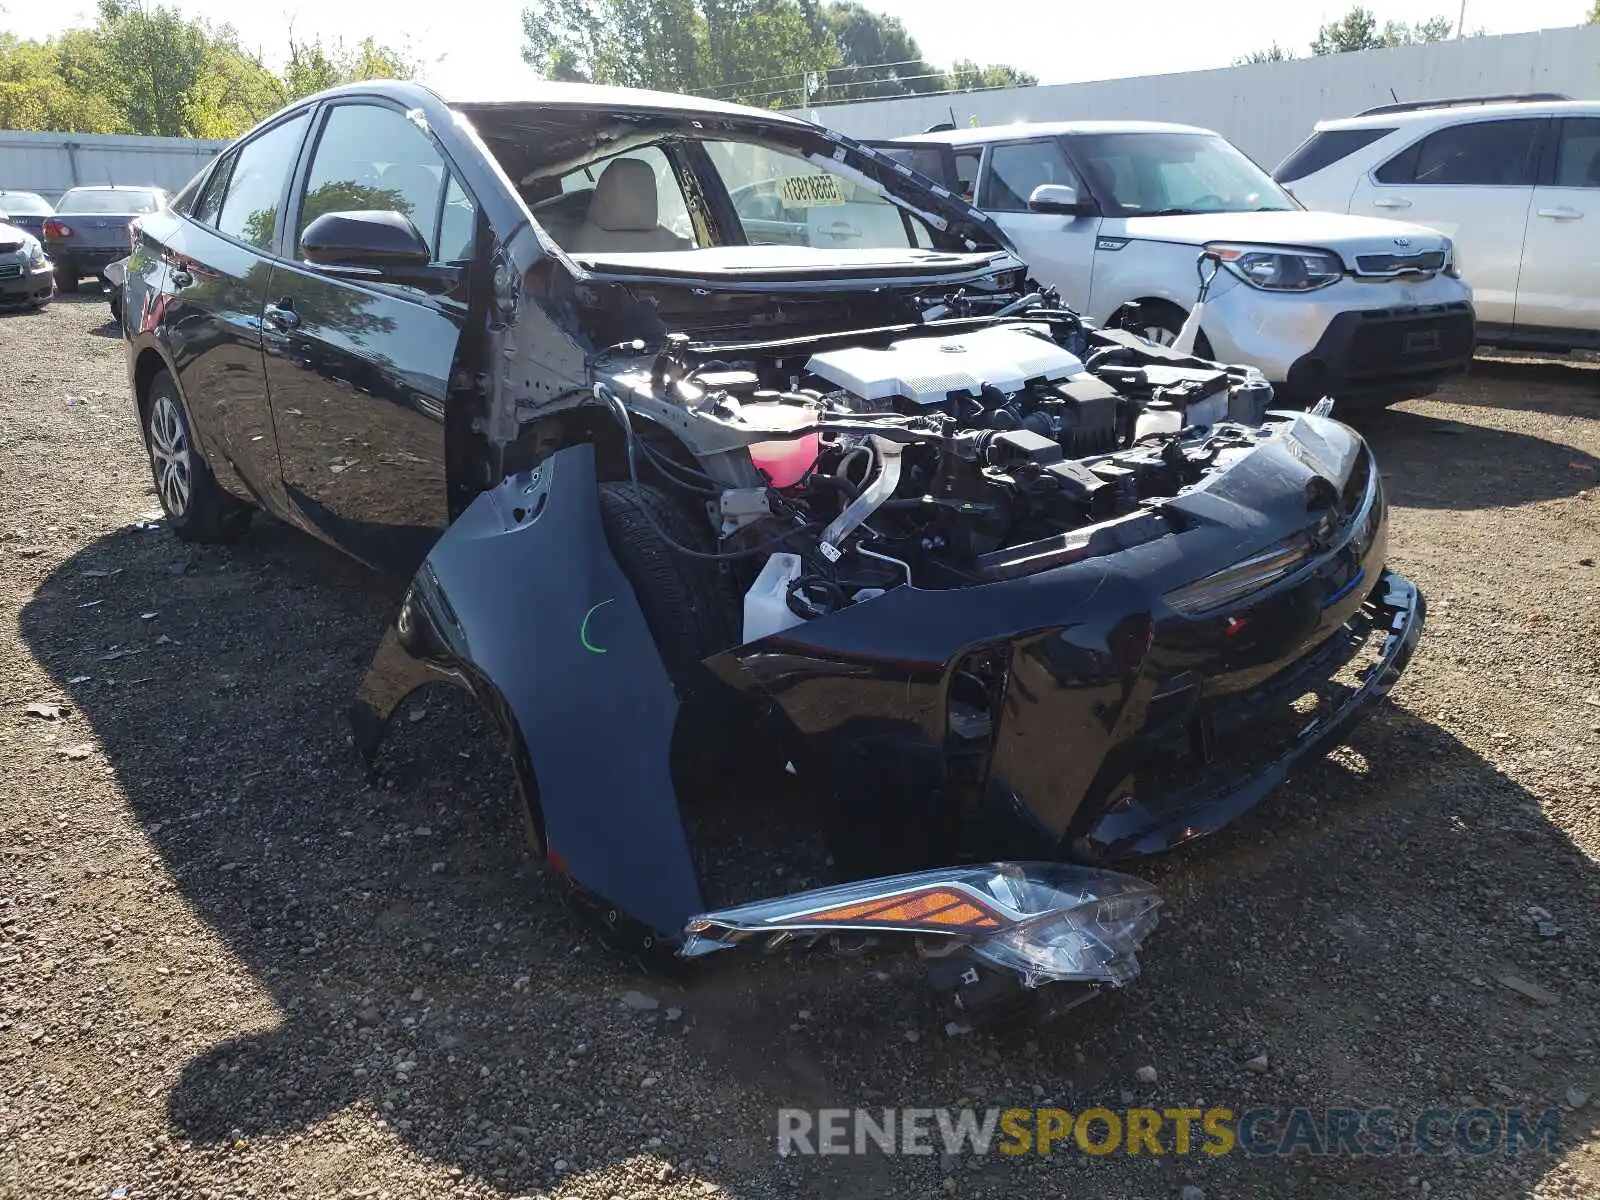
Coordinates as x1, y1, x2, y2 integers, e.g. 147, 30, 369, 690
0, 264, 22, 280
1341, 304, 1475, 376
1355, 250, 1446, 275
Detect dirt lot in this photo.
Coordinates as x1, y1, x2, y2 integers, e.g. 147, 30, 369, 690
2, 296, 1598, 1199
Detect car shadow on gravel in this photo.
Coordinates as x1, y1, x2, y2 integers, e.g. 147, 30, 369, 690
18, 517, 1600, 1199
1355, 403, 1600, 511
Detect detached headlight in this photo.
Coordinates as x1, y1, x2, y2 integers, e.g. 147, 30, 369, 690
1165, 540, 1312, 615
1209, 242, 1343, 291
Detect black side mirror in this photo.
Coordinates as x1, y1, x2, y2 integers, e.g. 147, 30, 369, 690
301, 210, 431, 272
1028, 184, 1096, 217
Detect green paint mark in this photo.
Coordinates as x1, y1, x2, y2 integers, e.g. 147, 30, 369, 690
580, 598, 614, 654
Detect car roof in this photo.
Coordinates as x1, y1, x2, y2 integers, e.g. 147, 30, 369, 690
301, 77, 808, 127
1317, 98, 1600, 131
897, 120, 1220, 145
60, 184, 164, 193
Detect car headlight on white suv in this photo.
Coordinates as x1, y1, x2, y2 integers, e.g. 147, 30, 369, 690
1207, 242, 1343, 292
24, 238, 46, 267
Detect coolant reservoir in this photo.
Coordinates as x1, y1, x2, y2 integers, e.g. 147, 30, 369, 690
740, 402, 819, 488
1134, 400, 1183, 441
743, 552, 806, 644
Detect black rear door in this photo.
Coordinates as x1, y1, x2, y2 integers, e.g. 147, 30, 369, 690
153, 110, 312, 512
261, 98, 475, 575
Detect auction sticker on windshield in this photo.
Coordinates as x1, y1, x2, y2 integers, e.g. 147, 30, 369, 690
779, 173, 846, 207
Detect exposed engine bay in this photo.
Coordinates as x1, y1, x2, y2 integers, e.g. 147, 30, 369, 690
589, 307, 1280, 638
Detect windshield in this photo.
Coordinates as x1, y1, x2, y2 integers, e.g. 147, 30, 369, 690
1072, 132, 1297, 217
521, 134, 935, 257
0, 193, 52, 215
58, 188, 162, 214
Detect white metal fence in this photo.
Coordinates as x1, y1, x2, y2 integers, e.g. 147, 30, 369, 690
0, 130, 226, 203
791, 24, 1600, 169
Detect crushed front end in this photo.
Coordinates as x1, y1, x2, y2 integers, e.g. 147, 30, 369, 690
350, 106, 1424, 1013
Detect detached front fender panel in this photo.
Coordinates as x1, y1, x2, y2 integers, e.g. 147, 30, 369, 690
350, 443, 704, 937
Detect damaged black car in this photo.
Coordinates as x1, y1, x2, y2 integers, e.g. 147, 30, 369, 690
123, 80, 1424, 1019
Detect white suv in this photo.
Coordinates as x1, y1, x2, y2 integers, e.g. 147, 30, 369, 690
1277, 93, 1596, 353
886, 121, 1475, 406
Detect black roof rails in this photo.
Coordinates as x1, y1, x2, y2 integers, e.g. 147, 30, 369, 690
1356, 92, 1571, 118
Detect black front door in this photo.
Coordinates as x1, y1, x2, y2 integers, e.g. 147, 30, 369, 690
262, 99, 477, 575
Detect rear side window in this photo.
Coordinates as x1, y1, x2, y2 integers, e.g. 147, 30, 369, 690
980, 140, 1082, 212
1553, 117, 1600, 188
216, 112, 311, 249
191, 153, 233, 226
1275, 127, 1395, 182
1375, 119, 1541, 186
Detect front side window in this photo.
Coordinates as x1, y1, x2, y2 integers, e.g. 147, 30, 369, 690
1553, 117, 1600, 189
216, 112, 311, 250
980, 140, 1082, 212
1375, 119, 1541, 186
295, 103, 469, 261
1073, 132, 1295, 216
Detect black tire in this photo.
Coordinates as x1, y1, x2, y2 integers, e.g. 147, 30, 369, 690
595, 481, 742, 798
108, 289, 122, 325
54, 268, 78, 295
1117, 300, 1214, 360
141, 370, 252, 543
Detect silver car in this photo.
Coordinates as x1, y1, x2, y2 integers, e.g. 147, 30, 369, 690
0, 218, 55, 310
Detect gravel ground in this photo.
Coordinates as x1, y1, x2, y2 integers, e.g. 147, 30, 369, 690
2, 296, 1598, 1199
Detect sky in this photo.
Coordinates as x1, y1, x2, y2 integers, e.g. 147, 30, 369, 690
2, 0, 1592, 99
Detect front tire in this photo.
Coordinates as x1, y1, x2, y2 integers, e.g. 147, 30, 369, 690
595, 481, 742, 797
142, 371, 252, 543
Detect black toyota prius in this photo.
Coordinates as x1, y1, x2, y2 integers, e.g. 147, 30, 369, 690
123, 79, 1423, 1019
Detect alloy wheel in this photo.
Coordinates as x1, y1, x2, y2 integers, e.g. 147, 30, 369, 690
148, 393, 192, 519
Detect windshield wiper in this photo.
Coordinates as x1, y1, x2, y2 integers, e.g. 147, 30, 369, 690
1139, 207, 1200, 217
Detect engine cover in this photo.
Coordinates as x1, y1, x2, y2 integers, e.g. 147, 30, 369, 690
806, 324, 1085, 407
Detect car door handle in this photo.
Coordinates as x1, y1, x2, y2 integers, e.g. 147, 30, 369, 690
1372, 196, 1412, 209
1537, 206, 1583, 220
264, 301, 300, 331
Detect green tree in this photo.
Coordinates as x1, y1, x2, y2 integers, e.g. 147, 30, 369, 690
944, 60, 1037, 92
0, 33, 119, 131
818, 1, 941, 99
0, 5, 412, 138
282, 32, 418, 101
1310, 5, 1455, 53
521, 0, 1033, 106
1234, 42, 1296, 65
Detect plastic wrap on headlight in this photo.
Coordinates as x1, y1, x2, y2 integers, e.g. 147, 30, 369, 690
1209, 243, 1343, 291
680, 862, 1161, 988
1164, 541, 1311, 615
26, 240, 46, 267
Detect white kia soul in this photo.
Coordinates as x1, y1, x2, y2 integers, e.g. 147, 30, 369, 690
1275, 94, 1600, 355
888, 121, 1476, 407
